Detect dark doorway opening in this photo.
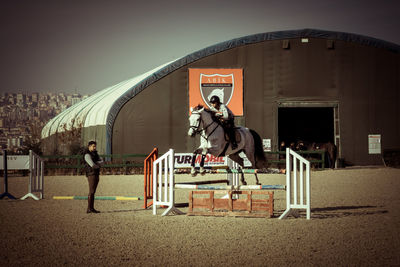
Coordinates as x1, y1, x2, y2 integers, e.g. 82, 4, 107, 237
278, 107, 334, 146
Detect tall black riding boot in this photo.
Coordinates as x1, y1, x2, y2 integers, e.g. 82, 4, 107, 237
87, 194, 100, 213
229, 130, 237, 149
87, 195, 92, 213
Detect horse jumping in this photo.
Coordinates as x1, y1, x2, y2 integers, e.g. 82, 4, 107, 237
188, 104, 267, 185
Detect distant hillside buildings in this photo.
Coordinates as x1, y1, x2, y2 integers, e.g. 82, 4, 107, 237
0, 92, 88, 153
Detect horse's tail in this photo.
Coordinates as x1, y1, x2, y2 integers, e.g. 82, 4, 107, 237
249, 129, 267, 169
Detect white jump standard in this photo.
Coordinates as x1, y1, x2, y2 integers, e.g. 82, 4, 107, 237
152, 149, 184, 216
278, 148, 311, 220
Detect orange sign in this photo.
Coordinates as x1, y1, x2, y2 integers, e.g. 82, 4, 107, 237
189, 68, 243, 116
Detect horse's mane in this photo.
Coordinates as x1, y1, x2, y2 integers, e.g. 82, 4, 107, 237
192, 104, 204, 111
193, 104, 213, 113
192, 104, 219, 122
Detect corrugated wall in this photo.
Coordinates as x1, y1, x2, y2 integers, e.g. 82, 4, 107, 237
112, 37, 399, 165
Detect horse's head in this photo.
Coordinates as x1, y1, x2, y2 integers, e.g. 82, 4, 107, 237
188, 105, 204, 137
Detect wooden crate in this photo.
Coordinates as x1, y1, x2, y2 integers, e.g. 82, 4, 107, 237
187, 190, 274, 218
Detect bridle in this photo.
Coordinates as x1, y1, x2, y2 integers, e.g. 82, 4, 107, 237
190, 110, 220, 140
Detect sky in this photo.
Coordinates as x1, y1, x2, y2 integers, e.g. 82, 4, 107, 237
1, 0, 399, 95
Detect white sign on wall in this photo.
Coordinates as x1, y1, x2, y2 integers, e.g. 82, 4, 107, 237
368, 134, 381, 154
0, 155, 30, 170
263, 139, 271, 152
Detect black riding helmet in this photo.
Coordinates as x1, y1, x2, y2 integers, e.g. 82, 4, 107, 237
210, 95, 221, 104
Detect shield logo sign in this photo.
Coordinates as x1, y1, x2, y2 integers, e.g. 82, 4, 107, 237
200, 74, 234, 109
189, 68, 243, 115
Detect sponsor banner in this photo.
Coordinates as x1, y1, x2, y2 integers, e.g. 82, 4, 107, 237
189, 68, 243, 115
174, 152, 251, 168
0, 155, 30, 170
174, 153, 227, 168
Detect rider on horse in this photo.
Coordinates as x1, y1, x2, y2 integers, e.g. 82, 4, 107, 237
209, 95, 237, 149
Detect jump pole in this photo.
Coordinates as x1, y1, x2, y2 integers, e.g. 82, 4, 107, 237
0, 150, 16, 200
174, 184, 285, 190
53, 196, 141, 200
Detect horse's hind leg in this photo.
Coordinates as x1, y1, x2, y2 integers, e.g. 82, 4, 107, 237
240, 172, 247, 186
228, 154, 244, 168
242, 150, 261, 185
253, 173, 261, 185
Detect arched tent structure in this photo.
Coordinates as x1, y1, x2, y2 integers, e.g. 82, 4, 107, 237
41, 61, 175, 154
42, 28, 400, 166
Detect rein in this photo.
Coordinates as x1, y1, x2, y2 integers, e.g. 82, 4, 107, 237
190, 111, 220, 140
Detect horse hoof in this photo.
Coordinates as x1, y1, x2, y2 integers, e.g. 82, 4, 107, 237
256, 182, 261, 185
199, 168, 206, 176
241, 181, 247, 185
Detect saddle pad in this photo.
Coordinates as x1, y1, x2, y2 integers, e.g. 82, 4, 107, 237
224, 129, 241, 143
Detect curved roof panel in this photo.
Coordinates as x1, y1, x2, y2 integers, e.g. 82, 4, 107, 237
41, 60, 175, 139
41, 29, 400, 154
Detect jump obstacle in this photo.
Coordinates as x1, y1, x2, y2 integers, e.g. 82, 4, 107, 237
0, 150, 44, 200
148, 148, 311, 219
143, 147, 251, 209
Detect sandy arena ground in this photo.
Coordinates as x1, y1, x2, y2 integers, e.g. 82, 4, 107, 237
1, 167, 400, 266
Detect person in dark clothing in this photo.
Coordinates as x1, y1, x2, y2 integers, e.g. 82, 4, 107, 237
84, 141, 103, 213
209, 95, 237, 149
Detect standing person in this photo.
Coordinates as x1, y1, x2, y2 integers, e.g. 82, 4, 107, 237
209, 95, 237, 149
84, 141, 103, 213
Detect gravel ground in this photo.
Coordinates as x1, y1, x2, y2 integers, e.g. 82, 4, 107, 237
1, 167, 400, 266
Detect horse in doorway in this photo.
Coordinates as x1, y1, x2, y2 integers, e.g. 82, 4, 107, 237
296, 140, 337, 169
187, 105, 267, 185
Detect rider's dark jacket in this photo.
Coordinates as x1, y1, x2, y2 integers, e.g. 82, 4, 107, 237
84, 149, 101, 177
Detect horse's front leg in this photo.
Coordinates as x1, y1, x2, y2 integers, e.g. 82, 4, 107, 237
191, 148, 207, 176
199, 149, 208, 175
190, 150, 199, 177
240, 172, 247, 186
